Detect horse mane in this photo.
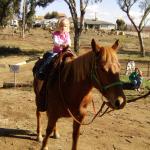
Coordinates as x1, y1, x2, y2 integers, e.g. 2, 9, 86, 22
62, 46, 120, 82
62, 51, 94, 82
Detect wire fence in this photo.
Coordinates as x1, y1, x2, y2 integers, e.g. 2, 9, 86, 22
120, 60, 150, 78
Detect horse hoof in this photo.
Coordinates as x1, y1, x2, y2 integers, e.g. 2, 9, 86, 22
43, 147, 48, 150
37, 135, 43, 143
53, 132, 60, 139
41, 147, 48, 150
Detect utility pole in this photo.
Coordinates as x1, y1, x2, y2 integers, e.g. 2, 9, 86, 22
22, 0, 26, 38
95, 12, 97, 21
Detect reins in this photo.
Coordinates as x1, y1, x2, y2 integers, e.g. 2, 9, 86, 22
58, 53, 114, 125
127, 89, 150, 103
67, 102, 110, 125
58, 64, 108, 125
91, 55, 150, 104
57, 52, 150, 125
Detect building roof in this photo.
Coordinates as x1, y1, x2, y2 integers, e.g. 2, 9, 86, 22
68, 18, 115, 25
84, 19, 115, 25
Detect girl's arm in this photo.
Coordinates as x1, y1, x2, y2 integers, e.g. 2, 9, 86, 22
66, 33, 71, 47
64, 33, 71, 47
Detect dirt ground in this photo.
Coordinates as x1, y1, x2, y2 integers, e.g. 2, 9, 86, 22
0, 56, 150, 150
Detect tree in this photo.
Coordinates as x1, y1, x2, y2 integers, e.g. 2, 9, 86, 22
116, 19, 126, 30
0, 0, 21, 26
21, 0, 54, 38
24, 0, 55, 24
25, 0, 55, 26
36, 0, 55, 6
117, 0, 150, 56
64, 0, 102, 52
33, 0, 102, 52
44, 11, 59, 19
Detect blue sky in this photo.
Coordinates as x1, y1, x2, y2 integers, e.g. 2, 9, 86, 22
35, 0, 150, 25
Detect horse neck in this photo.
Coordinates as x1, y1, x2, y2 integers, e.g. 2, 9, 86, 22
62, 51, 94, 83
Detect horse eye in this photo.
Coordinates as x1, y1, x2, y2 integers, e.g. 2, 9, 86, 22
99, 67, 105, 72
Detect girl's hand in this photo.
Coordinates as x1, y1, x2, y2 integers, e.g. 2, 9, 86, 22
60, 44, 69, 48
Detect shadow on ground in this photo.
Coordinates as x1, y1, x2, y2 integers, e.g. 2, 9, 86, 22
0, 128, 36, 141
0, 46, 43, 56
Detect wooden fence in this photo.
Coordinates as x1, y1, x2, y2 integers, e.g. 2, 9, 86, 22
120, 60, 150, 78
0, 58, 150, 88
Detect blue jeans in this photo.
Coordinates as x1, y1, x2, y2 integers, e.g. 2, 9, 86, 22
37, 52, 57, 80
40, 52, 57, 69
132, 79, 141, 89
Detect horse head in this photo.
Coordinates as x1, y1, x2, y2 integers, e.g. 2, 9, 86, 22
91, 39, 126, 110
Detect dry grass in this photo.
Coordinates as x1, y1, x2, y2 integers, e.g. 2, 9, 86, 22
0, 28, 150, 61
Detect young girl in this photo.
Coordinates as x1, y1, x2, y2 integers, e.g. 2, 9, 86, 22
52, 17, 71, 53
37, 17, 71, 80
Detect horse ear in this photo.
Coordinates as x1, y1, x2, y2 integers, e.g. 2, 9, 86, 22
91, 39, 99, 53
112, 39, 119, 50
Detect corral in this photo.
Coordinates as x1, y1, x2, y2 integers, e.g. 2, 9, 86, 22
0, 28, 150, 150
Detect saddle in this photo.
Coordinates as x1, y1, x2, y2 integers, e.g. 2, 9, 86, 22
33, 47, 75, 80
35, 48, 75, 112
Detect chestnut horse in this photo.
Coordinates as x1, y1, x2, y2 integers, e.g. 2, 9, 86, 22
34, 39, 126, 150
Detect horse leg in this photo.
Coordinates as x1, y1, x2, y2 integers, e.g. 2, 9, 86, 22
36, 110, 43, 142
52, 125, 60, 139
41, 117, 58, 150
71, 116, 84, 150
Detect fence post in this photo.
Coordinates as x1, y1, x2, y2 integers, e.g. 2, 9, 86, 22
147, 61, 150, 77
9, 65, 20, 87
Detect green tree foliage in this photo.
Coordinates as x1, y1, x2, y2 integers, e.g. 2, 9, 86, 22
25, 0, 36, 27
116, 19, 126, 30
44, 11, 59, 19
24, 0, 55, 27
31, 0, 102, 52
36, 0, 55, 7
0, 0, 21, 26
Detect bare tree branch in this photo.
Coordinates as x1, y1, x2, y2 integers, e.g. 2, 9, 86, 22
117, 0, 150, 56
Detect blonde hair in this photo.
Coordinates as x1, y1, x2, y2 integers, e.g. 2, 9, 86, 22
56, 17, 70, 32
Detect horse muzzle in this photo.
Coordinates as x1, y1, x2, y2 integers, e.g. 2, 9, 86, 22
106, 96, 126, 110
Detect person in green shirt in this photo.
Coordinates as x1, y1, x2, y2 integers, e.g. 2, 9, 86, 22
129, 67, 143, 91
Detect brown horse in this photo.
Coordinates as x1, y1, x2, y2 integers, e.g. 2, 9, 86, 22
35, 39, 126, 150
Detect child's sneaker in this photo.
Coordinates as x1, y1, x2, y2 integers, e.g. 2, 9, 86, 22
137, 88, 141, 92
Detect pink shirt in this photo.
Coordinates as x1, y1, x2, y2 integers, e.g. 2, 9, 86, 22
52, 31, 71, 53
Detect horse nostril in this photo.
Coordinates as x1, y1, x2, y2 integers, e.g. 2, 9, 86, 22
115, 97, 126, 109
115, 100, 120, 109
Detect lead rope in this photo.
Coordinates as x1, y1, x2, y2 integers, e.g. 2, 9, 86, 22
67, 102, 109, 125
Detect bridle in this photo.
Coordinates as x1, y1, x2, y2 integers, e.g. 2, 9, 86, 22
58, 53, 123, 125
90, 54, 123, 93
90, 54, 124, 111
91, 54, 150, 106
57, 51, 150, 125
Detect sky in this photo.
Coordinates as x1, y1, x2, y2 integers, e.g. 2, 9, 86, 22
35, 0, 150, 25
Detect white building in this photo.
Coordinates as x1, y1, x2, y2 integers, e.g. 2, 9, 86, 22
84, 19, 116, 30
